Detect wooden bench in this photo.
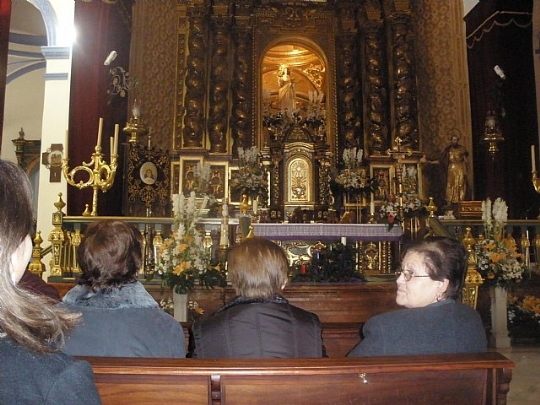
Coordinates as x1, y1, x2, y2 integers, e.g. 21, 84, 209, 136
80, 351, 514, 405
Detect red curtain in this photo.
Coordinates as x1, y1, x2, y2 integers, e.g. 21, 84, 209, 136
0, 0, 12, 144
68, 2, 130, 216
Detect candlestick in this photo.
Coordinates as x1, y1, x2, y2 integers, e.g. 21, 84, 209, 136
97, 117, 103, 148
113, 124, 119, 156
64, 130, 69, 160
531, 145, 536, 173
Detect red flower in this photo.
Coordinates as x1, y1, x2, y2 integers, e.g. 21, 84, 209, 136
387, 215, 395, 224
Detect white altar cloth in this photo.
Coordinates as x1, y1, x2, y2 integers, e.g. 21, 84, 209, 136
252, 223, 403, 241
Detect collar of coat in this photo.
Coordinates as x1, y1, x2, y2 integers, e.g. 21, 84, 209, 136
62, 281, 158, 309
217, 295, 289, 313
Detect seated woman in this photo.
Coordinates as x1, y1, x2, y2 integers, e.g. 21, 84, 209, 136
61, 220, 185, 358
0, 159, 101, 405
348, 236, 487, 357
190, 237, 324, 358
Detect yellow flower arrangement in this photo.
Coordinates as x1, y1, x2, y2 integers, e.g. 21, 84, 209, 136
476, 198, 527, 291
152, 191, 225, 294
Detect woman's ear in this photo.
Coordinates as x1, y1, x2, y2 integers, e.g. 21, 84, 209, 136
438, 278, 450, 295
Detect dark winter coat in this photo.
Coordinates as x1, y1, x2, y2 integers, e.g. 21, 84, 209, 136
61, 282, 185, 358
347, 299, 487, 357
191, 295, 324, 358
0, 335, 101, 405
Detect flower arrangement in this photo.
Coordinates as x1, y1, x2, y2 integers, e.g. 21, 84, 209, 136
378, 192, 426, 230
335, 148, 377, 196
507, 295, 540, 340
152, 192, 225, 294
192, 162, 211, 196
229, 146, 268, 199
475, 198, 527, 291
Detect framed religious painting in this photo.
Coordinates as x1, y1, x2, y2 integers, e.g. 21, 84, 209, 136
179, 157, 203, 196
208, 163, 228, 200
370, 165, 392, 203
123, 143, 170, 217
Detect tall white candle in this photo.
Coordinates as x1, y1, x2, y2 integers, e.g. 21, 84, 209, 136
113, 124, 119, 156
110, 137, 114, 160
97, 117, 103, 148
64, 130, 69, 160
531, 145, 536, 173
370, 193, 375, 215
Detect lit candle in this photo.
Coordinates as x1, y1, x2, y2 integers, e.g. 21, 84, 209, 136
97, 117, 103, 148
113, 124, 119, 156
531, 145, 536, 173
64, 130, 69, 160
370, 192, 375, 215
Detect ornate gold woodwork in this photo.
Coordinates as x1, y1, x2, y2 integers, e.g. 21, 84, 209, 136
129, 1, 465, 210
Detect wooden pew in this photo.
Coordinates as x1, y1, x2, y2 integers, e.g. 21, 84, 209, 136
81, 352, 514, 405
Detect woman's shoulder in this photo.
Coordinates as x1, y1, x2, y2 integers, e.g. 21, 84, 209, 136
0, 336, 90, 376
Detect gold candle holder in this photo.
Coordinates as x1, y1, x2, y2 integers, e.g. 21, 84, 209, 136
62, 122, 119, 216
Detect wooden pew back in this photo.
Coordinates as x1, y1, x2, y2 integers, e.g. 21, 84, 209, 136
81, 352, 514, 405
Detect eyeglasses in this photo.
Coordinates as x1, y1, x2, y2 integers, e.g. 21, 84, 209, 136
395, 268, 432, 282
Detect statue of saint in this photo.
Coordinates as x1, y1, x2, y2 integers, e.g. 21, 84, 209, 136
421, 132, 469, 209
440, 134, 469, 205
277, 63, 296, 115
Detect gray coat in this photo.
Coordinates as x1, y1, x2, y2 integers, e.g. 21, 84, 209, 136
191, 295, 324, 358
0, 336, 101, 405
347, 299, 487, 357
61, 282, 185, 358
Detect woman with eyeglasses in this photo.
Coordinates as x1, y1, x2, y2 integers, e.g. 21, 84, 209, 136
347, 236, 486, 357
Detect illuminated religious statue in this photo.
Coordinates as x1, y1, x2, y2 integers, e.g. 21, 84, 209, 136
441, 134, 469, 205
277, 63, 296, 115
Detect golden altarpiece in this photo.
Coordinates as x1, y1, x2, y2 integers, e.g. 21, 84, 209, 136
127, 0, 426, 221
47, 1, 439, 297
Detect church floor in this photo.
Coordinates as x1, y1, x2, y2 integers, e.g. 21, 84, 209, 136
494, 345, 540, 404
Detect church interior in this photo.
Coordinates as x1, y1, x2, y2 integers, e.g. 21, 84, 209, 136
2, 1, 540, 403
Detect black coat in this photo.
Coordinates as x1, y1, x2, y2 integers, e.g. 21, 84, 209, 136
191, 295, 324, 358
0, 336, 101, 405
347, 300, 487, 357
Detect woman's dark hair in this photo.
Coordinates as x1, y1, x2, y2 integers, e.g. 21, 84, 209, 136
77, 220, 142, 290
402, 236, 467, 300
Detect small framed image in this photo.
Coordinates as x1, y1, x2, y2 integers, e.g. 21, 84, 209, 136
370, 165, 392, 202
208, 163, 228, 200
123, 143, 170, 217
179, 157, 203, 196
140, 161, 158, 185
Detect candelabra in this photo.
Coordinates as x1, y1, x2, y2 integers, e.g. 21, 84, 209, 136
62, 119, 119, 216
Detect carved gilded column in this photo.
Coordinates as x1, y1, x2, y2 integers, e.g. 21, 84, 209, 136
182, 5, 207, 149
174, 2, 189, 150
362, 2, 389, 155
388, 0, 419, 151
335, 4, 362, 151
208, 4, 231, 154
231, 5, 253, 154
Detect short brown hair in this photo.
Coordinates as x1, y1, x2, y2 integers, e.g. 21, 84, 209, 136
77, 220, 142, 290
227, 237, 289, 298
